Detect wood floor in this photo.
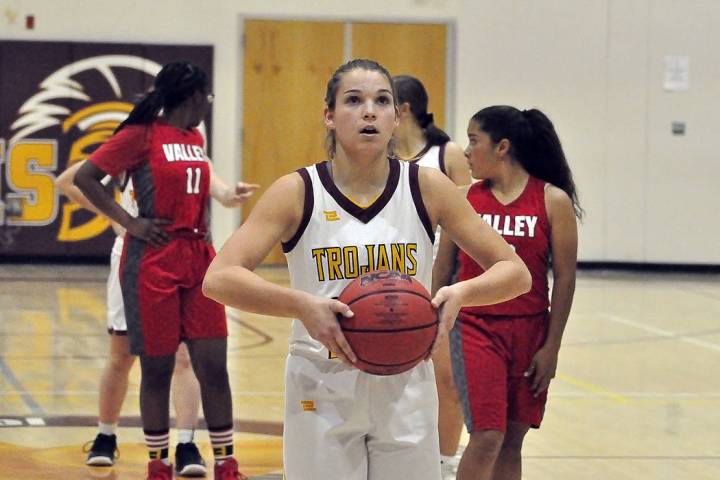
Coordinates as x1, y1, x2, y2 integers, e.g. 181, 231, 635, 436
0, 263, 718, 479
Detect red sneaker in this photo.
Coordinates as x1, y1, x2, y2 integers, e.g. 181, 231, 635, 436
146, 459, 173, 480
214, 457, 248, 480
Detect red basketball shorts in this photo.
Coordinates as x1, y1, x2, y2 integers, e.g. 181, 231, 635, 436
450, 311, 549, 433
120, 236, 227, 356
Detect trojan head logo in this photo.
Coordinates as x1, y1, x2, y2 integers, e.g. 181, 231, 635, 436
9, 55, 161, 241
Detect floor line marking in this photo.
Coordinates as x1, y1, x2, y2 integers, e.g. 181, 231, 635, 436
600, 313, 720, 353
0, 357, 45, 415
555, 373, 629, 404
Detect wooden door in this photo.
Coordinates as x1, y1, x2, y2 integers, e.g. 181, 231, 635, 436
243, 20, 448, 265
242, 20, 344, 264
352, 23, 447, 129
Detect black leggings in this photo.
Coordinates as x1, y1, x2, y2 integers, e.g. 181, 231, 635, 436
139, 337, 232, 432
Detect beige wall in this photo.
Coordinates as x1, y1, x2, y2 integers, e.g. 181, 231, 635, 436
4, 0, 719, 264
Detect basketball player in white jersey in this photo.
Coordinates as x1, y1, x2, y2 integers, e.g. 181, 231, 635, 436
394, 74, 471, 477
393, 74, 470, 185
57, 159, 256, 476
203, 59, 530, 480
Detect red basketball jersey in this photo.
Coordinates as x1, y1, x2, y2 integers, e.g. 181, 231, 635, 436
458, 176, 550, 315
89, 120, 210, 234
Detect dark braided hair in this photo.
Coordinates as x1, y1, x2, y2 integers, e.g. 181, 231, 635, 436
115, 61, 209, 133
393, 75, 450, 147
324, 59, 396, 159
472, 105, 583, 219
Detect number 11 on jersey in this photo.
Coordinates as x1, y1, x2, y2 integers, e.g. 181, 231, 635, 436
186, 167, 201, 194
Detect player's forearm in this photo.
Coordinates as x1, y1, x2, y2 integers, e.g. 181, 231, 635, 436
74, 174, 134, 228
544, 273, 576, 351
451, 259, 530, 307
57, 180, 99, 212
203, 266, 313, 319
431, 247, 456, 295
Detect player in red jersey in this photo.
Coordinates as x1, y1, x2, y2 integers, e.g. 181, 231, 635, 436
74, 61, 256, 480
57, 156, 255, 476
433, 105, 583, 480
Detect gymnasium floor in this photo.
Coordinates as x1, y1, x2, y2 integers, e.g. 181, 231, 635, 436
0, 263, 718, 479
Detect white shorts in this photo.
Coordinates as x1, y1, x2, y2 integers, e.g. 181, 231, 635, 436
283, 353, 441, 480
106, 236, 127, 334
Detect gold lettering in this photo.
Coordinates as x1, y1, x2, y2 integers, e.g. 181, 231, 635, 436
361, 244, 376, 274
6, 141, 58, 226
311, 248, 327, 282
376, 244, 390, 271
406, 244, 418, 275
327, 247, 343, 281
343, 246, 359, 279
391, 243, 406, 273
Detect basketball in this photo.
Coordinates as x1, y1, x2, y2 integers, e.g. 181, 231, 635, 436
337, 270, 438, 375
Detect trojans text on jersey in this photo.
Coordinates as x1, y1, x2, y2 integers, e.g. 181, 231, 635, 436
311, 243, 418, 282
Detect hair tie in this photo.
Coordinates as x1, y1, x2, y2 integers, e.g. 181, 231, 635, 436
421, 112, 434, 128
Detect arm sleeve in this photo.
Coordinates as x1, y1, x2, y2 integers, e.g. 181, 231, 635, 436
88, 125, 148, 176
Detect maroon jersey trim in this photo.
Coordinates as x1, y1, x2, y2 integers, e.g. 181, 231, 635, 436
409, 163, 435, 243
282, 168, 314, 253
438, 142, 447, 176
316, 158, 400, 224
406, 142, 433, 163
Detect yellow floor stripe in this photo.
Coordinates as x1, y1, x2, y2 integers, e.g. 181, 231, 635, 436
556, 373, 629, 404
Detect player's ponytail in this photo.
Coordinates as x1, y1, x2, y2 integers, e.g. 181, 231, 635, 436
394, 75, 450, 147
116, 61, 209, 134
114, 89, 165, 133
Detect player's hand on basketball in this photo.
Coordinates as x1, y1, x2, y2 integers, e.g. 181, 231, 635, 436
126, 217, 171, 247
429, 285, 462, 357
299, 297, 357, 365
221, 181, 260, 206
525, 346, 559, 397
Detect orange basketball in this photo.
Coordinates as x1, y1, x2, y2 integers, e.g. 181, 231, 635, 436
337, 270, 438, 375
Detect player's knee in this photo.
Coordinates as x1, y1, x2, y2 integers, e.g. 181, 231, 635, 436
192, 357, 227, 384
140, 356, 175, 385
467, 430, 505, 458
107, 352, 134, 374
174, 346, 192, 371
501, 425, 529, 453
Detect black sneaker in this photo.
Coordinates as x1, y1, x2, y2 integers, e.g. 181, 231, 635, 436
175, 442, 207, 477
84, 433, 118, 466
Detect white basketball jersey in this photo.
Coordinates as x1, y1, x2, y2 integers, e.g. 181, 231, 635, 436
283, 158, 435, 358
411, 143, 446, 174
111, 178, 138, 256
410, 143, 447, 259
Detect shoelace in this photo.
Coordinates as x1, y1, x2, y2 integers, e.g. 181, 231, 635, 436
81, 440, 121, 460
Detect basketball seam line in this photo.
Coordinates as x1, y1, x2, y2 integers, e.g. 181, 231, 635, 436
343, 288, 431, 306
341, 320, 439, 333
355, 349, 432, 367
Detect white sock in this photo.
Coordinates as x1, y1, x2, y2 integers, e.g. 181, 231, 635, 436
98, 422, 118, 436
441, 455, 453, 464
177, 428, 195, 444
